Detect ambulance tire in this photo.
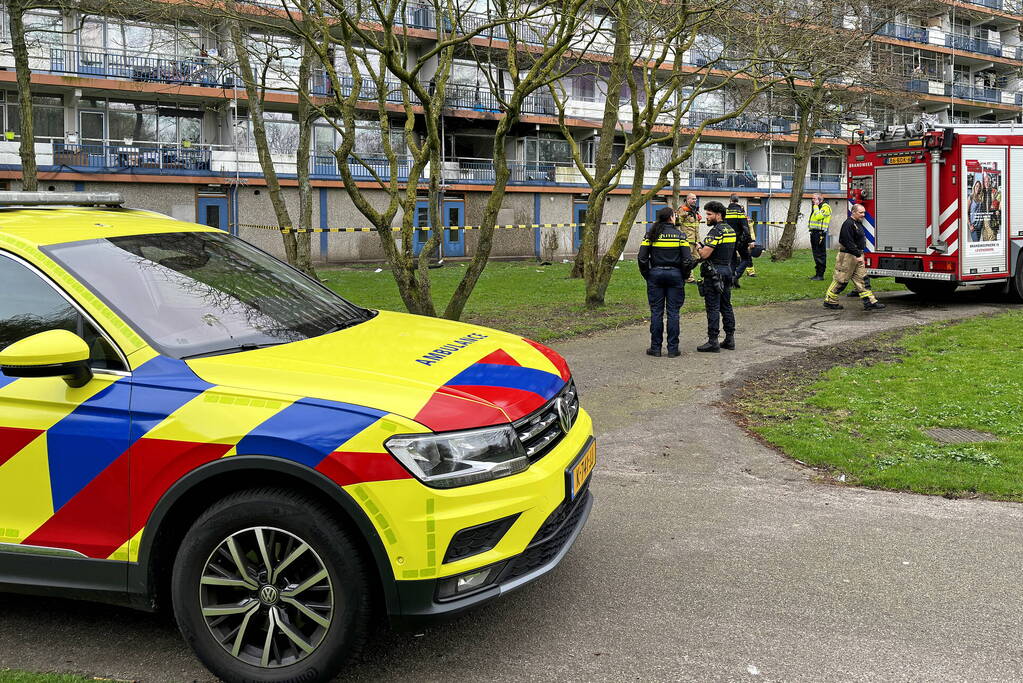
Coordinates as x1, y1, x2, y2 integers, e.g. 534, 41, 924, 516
903, 280, 958, 300
171, 488, 371, 683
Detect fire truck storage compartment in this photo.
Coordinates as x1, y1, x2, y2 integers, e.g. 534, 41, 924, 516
874, 164, 927, 253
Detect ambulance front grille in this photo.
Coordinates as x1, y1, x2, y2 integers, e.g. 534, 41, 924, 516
513, 379, 579, 463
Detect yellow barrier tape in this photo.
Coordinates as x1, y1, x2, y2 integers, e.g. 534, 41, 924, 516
239, 219, 796, 233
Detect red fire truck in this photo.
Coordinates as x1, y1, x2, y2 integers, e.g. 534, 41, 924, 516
847, 123, 1023, 300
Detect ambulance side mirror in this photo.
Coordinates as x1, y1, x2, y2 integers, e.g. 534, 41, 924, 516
0, 329, 94, 388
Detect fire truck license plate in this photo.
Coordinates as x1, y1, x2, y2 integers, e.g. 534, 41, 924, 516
885, 155, 914, 165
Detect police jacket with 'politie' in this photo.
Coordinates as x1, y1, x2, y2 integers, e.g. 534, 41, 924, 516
838, 217, 868, 257
702, 223, 737, 266
638, 221, 693, 279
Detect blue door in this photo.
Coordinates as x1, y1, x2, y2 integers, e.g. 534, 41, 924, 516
573, 203, 586, 251
747, 205, 762, 244
414, 200, 465, 257
197, 196, 229, 232
443, 201, 465, 257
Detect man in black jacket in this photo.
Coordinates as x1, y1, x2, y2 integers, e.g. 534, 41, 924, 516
725, 194, 755, 289
695, 201, 737, 352
638, 206, 694, 357
823, 203, 886, 311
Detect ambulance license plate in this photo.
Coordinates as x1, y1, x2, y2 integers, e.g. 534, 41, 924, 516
567, 439, 596, 500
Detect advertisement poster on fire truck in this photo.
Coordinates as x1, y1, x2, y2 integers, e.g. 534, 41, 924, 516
964, 160, 1002, 244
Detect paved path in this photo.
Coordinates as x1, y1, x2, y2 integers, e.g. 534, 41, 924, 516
2, 289, 1021, 682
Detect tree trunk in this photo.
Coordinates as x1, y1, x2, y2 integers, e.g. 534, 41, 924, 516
228, 18, 295, 264
295, 39, 317, 278
573, 11, 632, 286
9, 1, 38, 192
774, 102, 817, 261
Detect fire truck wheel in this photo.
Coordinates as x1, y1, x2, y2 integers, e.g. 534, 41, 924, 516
903, 280, 958, 300
1011, 255, 1023, 303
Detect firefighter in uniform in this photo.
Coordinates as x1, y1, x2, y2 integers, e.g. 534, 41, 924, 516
809, 193, 831, 281
677, 193, 702, 282
695, 201, 737, 352
725, 194, 755, 288
638, 206, 694, 357
823, 203, 886, 311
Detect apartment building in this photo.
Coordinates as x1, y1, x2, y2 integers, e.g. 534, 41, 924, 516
0, 0, 1020, 263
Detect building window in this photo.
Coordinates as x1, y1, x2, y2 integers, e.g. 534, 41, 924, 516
3, 92, 65, 142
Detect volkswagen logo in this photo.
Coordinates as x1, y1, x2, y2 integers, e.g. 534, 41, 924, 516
258, 585, 280, 606
556, 395, 574, 434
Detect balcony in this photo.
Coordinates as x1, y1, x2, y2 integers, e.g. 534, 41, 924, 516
49, 49, 237, 88
312, 154, 422, 182
52, 142, 211, 172
946, 33, 1002, 57
877, 22, 928, 44
951, 82, 1001, 102
688, 110, 796, 134
782, 172, 843, 192
310, 73, 417, 103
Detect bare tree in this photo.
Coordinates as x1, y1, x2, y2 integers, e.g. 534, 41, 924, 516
550, 0, 778, 307
759, 0, 939, 260
284, 0, 592, 318
226, 2, 316, 275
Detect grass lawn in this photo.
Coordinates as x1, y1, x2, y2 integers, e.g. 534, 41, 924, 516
733, 312, 1023, 501
0, 672, 95, 682
318, 250, 904, 342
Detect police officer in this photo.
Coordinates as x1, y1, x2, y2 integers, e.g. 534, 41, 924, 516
808, 193, 831, 281
725, 194, 755, 288
823, 203, 886, 311
695, 201, 737, 352
638, 206, 693, 358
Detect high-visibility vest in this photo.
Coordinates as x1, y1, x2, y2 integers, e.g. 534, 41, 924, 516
809, 203, 831, 231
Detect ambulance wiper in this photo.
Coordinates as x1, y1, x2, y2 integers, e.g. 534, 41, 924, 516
182, 342, 287, 359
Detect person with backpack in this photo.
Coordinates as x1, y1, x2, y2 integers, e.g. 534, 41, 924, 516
638, 206, 694, 358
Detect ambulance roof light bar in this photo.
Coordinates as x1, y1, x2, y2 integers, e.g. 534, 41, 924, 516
0, 192, 124, 207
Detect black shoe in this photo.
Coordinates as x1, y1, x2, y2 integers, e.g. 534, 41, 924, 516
732, 280, 741, 289
721, 336, 735, 350
823, 302, 843, 310
667, 349, 681, 358
697, 340, 720, 353
863, 301, 886, 311
646, 347, 662, 357
809, 275, 825, 281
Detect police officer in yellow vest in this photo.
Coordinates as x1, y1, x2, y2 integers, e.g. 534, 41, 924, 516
809, 193, 831, 281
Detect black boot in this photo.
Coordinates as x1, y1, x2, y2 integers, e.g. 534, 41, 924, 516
721, 335, 736, 350
823, 301, 844, 310
697, 339, 720, 353
646, 347, 662, 357
863, 301, 886, 311
809, 274, 825, 281
732, 279, 741, 289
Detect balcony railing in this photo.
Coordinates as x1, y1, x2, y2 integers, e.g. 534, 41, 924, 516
688, 110, 794, 133
946, 33, 1002, 57
312, 154, 420, 181
52, 142, 212, 171
877, 22, 928, 44
310, 72, 418, 103
782, 172, 843, 192
951, 82, 1001, 102
50, 48, 237, 88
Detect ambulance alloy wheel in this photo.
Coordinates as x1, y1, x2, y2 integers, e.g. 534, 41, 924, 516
903, 280, 958, 300
171, 489, 370, 683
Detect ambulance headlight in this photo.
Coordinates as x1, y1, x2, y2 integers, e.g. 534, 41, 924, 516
385, 425, 528, 488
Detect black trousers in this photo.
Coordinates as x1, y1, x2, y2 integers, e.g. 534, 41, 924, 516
647, 267, 685, 352
704, 264, 735, 339
734, 243, 752, 283
810, 229, 827, 277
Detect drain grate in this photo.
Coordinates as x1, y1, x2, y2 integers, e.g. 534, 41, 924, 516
925, 428, 997, 444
